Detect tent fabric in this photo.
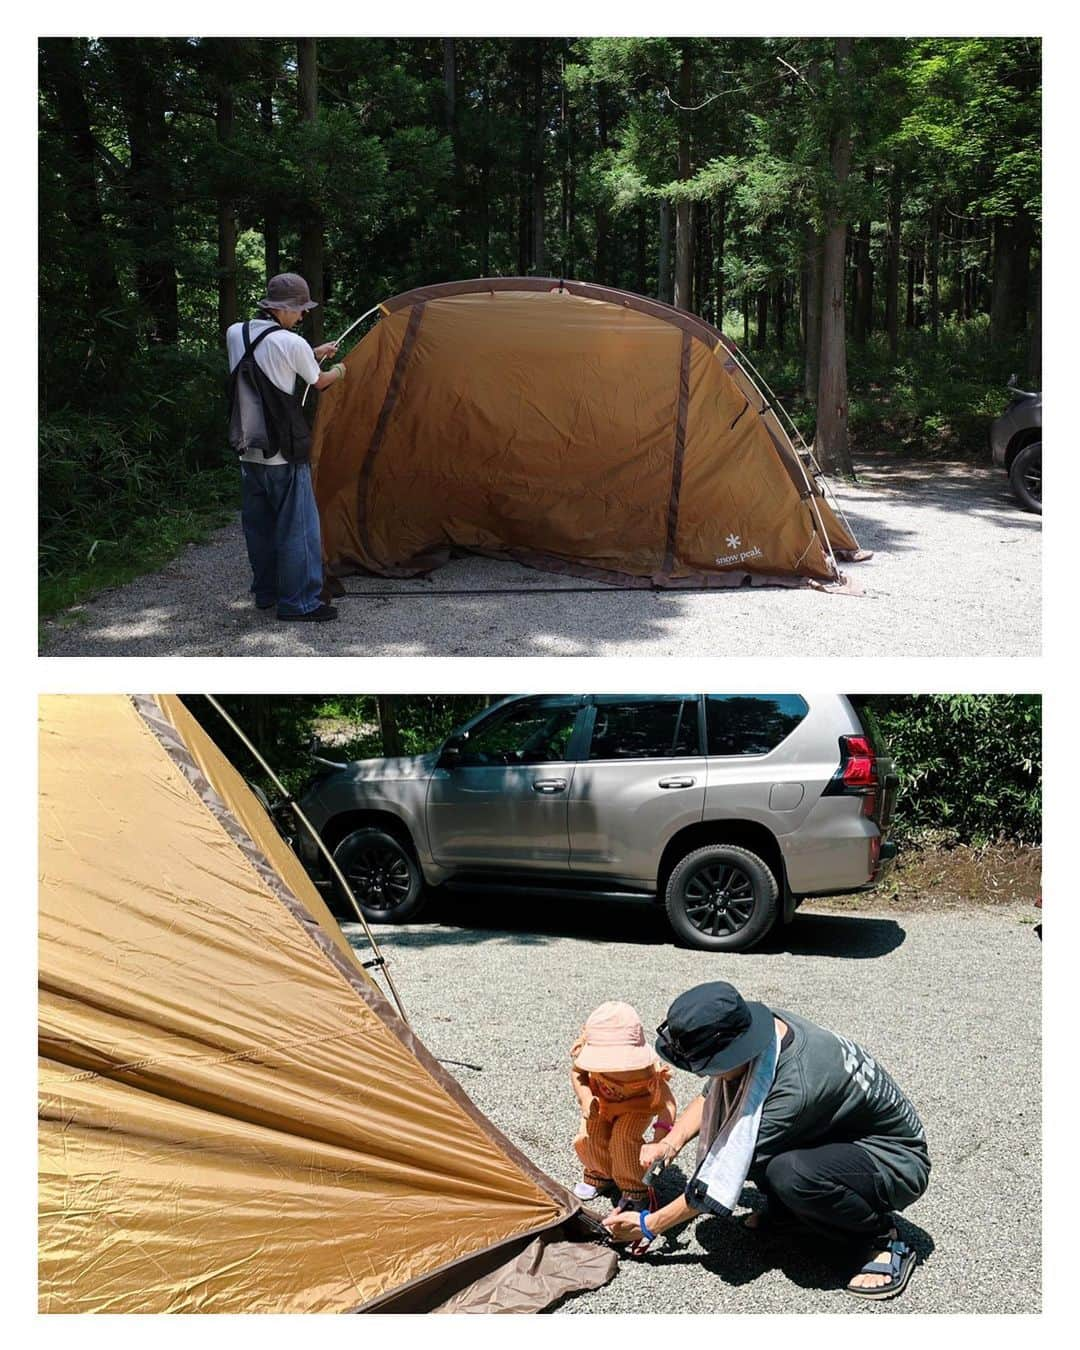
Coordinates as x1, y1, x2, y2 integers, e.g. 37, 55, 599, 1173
39, 695, 606, 1314
311, 277, 865, 590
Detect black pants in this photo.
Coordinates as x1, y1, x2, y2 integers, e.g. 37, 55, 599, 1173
756, 1143, 892, 1244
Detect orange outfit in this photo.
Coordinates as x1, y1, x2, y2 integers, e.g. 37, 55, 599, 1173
572, 1060, 674, 1200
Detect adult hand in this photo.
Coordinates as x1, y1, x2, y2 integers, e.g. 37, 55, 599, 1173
639, 1137, 677, 1171
314, 342, 340, 360
603, 1210, 646, 1245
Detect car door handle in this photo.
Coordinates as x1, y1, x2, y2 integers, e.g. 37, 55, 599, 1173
658, 776, 696, 789
532, 778, 568, 794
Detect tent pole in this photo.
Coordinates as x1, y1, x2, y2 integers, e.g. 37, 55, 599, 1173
720, 344, 843, 581
202, 695, 410, 1025
300, 303, 385, 407
720, 343, 863, 546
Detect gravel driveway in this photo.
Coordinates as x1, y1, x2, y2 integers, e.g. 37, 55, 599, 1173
41, 457, 1040, 657
346, 896, 1041, 1314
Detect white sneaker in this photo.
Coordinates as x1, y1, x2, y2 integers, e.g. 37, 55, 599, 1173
574, 1181, 600, 1200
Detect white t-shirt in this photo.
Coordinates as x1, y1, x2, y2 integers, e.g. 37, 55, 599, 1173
226, 318, 323, 465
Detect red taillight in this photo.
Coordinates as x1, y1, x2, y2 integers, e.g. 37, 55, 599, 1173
841, 735, 875, 787
828, 734, 880, 818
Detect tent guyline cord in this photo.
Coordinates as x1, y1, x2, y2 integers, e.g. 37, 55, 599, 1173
725, 341, 863, 548
300, 304, 385, 407
202, 694, 409, 1026
722, 343, 842, 581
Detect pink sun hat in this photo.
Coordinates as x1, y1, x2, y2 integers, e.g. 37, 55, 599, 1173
573, 1001, 655, 1072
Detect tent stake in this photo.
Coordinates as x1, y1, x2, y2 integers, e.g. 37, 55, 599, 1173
203, 694, 410, 1026
300, 304, 385, 407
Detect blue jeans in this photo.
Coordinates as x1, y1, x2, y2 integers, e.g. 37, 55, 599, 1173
239, 461, 323, 617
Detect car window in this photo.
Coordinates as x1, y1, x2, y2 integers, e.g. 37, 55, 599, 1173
587, 699, 701, 760
459, 701, 578, 766
705, 695, 808, 756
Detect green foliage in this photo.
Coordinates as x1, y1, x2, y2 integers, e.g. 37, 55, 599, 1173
864, 695, 1041, 846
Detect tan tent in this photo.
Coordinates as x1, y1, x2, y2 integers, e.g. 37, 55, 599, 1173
39, 695, 613, 1313
311, 278, 867, 590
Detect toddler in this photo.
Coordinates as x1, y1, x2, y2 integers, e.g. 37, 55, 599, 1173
570, 1001, 677, 1210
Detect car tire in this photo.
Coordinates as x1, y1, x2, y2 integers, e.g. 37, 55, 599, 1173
664, 843, 779, 953
329, 828, 426, 924
1009, 442, 1041, 514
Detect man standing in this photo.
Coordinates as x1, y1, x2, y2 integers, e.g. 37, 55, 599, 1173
226, 272, 344, 621
603, 982, 930, 1301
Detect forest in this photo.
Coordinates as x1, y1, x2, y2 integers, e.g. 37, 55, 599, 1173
39, 37, 1041, 611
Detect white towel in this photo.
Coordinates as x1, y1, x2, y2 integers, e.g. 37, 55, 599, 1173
684, 1026, 782, 1217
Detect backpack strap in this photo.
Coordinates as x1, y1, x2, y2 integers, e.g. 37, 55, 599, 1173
242, 319, 282, 358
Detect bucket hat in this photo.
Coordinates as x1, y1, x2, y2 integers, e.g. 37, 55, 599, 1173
655, 982, 774, 1075
257, 272, 319, 313
573, 1001, 655, 1073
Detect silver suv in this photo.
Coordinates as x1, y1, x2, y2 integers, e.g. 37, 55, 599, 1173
295, 695, 897, 953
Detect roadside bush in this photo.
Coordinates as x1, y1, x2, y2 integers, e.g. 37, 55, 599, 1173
39, 348, 236, 613
864, 694, 1041, 846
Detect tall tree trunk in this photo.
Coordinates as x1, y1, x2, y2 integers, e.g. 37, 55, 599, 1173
259, 89, 281, 277
774, 281, 786, 350
673, 43, 693, 310
754, 288, 769, 350
658, 200, 672, 303
714, 194, 726, 330
636, 207, 647, 294
928, 203, 940, 341
742, 290, 750, 347
375, 698, 404, 758
1029, 244, 1041, 385
853, 168, 873, 344
531, 41, 546, 274
991, 213, 1033, 345
905, 254, 916, 328
814, 37, 854, 478
38, 39, 126, 335
212, 40, 239, 339
804, 225, 824, 400
885, 169, 901, 357
109, 38, 179, 345
297, 38, 324, 347
594, 85, 610, 282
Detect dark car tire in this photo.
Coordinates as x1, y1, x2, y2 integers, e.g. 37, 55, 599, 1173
664, 843, 779, 953
1009, 442, 1041, 514
330, 828, 426, 924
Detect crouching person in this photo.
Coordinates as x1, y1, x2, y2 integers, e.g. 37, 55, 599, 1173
570, 1002, 677, 1213
603, 982, 930, 1301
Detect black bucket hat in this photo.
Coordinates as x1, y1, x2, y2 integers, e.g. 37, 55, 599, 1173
656, 982, 774, 1075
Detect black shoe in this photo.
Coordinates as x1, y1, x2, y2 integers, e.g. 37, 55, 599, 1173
255, 600, 276, 611
278, 604, 338, 622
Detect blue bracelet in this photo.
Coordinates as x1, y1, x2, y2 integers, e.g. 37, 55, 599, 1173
638, 1210, 658, 1242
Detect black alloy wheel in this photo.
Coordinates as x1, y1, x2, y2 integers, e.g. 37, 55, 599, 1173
682, 860, 756, 938
330, 828, 425, 923
1009, 442, 1042, 514
664, 843, 779, 952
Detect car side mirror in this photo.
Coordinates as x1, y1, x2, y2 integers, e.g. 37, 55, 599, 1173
439, 733, 468, 768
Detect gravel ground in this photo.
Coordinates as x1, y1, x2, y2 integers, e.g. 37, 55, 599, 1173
41, 457, 1040, 657
344, 896, 1042, 1314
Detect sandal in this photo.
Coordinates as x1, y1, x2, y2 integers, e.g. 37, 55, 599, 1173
740, 1206, 802, 1237
845, 1236, 916, 1300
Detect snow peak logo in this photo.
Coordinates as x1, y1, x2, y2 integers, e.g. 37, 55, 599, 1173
715, 535, 763, 567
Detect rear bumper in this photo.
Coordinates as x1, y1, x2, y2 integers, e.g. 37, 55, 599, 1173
794, 839, 897, 901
